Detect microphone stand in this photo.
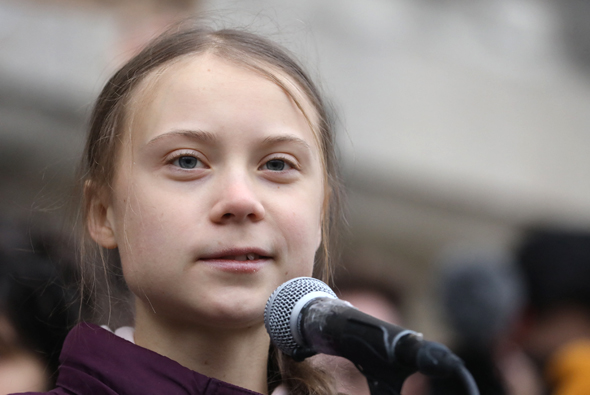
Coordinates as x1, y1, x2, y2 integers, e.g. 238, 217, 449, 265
355, 329, 425, 395
361, 338, 480, 395
363, 366, 416, 395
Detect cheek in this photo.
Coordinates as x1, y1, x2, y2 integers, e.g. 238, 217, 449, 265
113, 202, 190, 301
280, 188, 324, 271
284, 208, 321, 246
111, 183, 188, 275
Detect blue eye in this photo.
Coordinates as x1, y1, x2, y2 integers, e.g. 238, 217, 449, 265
265, 159, 287, 171
175, 156, 199, 169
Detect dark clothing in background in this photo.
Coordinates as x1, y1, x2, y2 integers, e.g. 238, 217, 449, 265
428, 345, 506, 395
15, 323, 262, 395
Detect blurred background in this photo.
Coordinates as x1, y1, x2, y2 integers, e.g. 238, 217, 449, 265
1, 0, 590, 392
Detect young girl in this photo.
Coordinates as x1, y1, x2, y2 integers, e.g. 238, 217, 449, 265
18, 21, 342, 395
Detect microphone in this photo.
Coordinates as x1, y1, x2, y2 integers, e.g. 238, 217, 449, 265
264, 277, 470, 390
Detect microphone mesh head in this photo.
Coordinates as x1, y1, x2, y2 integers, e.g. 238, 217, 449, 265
264, 277, 336, 356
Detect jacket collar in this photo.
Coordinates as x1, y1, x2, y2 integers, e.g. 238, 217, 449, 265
56, 323, 263, 394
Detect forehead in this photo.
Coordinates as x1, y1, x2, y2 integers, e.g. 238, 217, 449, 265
128, 53, 320, 141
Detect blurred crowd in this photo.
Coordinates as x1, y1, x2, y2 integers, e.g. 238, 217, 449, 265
0, 219, 78, 392
313, 227, 590, 395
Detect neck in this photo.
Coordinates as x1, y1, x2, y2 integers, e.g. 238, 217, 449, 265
133, 301, 270, 395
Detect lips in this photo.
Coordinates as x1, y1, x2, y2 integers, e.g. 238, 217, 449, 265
199, 248, 272, 273
201, 248, 271, 261
220, 253, 260, 261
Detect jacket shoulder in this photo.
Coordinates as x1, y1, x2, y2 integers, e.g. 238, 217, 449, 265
11, 390, 75, 395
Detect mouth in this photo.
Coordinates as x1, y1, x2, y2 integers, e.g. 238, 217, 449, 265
199, 248, 272, 273
216, 253, 265, 261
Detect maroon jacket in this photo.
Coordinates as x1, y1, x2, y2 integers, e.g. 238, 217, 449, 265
17, 323, 263, 395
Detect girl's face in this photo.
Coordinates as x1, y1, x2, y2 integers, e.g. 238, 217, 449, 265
92, 53, 325, 329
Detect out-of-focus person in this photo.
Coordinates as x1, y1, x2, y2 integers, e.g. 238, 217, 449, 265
515, 228, 590, 395
431, 246, 542, 395
0, 220, 77, 393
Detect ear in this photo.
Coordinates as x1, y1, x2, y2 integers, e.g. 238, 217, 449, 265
86, 182, 118, 249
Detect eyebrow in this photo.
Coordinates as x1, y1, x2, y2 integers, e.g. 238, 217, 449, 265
261, 135, 313, 152
145, 130, 217, 146
146, 130, 313, 151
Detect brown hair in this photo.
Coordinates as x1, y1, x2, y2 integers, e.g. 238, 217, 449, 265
79, 20, 343, 394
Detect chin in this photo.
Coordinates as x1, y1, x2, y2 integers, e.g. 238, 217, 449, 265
197, 298, 267, 329
200, 312, 266, 331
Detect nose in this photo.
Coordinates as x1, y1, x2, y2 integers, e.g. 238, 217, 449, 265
209, 173, 265, 224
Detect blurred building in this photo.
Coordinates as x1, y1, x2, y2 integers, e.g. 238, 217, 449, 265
1, 0, 590, 337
